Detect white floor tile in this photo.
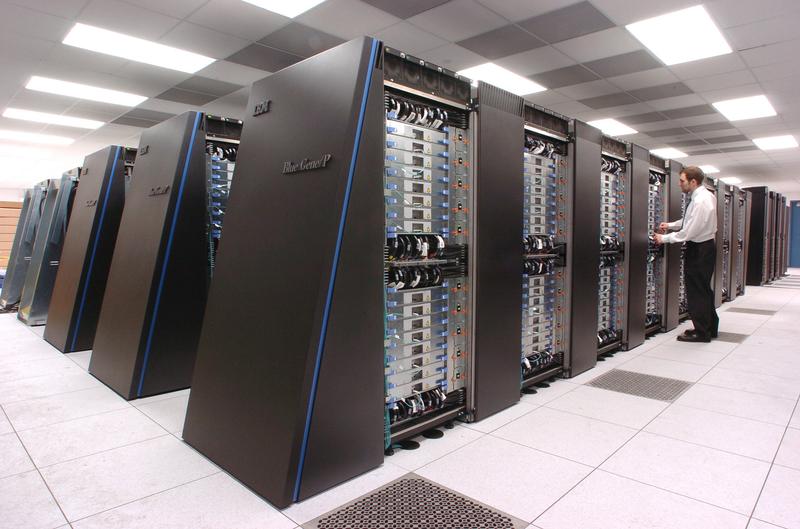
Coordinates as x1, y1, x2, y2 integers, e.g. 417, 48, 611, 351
0, 371, 101, 405
131, 388, 191, 407
282, 462, 408, 525
17, 408, 166, 468
3, 386, 130, 431
29, 326, 45, 337
0, 470, 67, 529
699, 367, 800, 400
519, 380, 579, 406
601, 432, 770, 514
717, 352, 800, 381
753, 465, 800, 529
135, 395, 189, 434
416, 435, 591, 522
545, 386, 669, 429
660, 338, 739, 353
792, 407, 800, 429
0, 432, 34, 478
746, 519, 784, 529
617, 356, 711, 382
40, 435, 218, 521
462, 402, 537, 433
71, 472, 295, 529
492, 407, 637, 467
560, 365, 616, 385
387, 424, 483, 471
644, 404, 785, 462
0, 410, 12, 435
534, 470, 748, 529
775, 428, 800, 471
642, 344, 728, 367
0, 356, 79, 383
675, 384, 796, 426
65, 351, 91, 371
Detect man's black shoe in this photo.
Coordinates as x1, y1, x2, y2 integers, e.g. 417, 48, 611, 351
677, 333, 711, 343
682, 329, 718, 339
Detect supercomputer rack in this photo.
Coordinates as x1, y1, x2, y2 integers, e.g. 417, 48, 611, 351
645, 154, 668, 336
780, 197, 789, 276
0, 183, 46, 309
663, 160, 684, 330
774, 194, 787, 279
744, 186, 769, 286
44, 146, 129, 353
204, 115, 239, 277
717, 182, 734, 303
729, 187, 751, 300
18, 169, 79, 326
89, 111, 241, 400
767, 191, 777, 282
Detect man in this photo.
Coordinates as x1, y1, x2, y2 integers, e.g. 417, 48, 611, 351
654, 166, 719, 342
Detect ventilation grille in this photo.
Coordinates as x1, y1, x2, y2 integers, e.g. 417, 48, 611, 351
477, 82, 524, 116
586, 369, 692, 402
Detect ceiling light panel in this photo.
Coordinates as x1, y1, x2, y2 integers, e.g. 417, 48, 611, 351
650, 147, 687, 159
699, 165, 720, 174
457, 63, 546, 96
241, 0, 327, 17
63, 23, 215, 73
3, 108, 104, 130
626, 5, 731, 66
588, 119, 637, 136
0, 130, 74, 145
712, 95, 776, 122
26, 76, 147, 107
753, 135, 798, 150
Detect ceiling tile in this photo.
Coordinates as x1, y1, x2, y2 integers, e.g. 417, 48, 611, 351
698, 83, 764, 104
200, 87, 249, 121
623, 112, 667, 125
627, 82, 692, 102
684, 69, 757, 93
752, 61, 800, 83
195, 61, 269, 86
547, 100, 593, 116
686, 122, 735, 133
553, 27, 642, 63
588, 0, 698, 25
668, 54, 747, 81
124, 108, 176, 122
719, 146, 760, 153
494, 46, 576, 76
121, 0, 207, 18
374, 22, 448, 55
724, 10, 800, 50
78, 0, 181, 40
556, 79, 618, 100
740, 39, 800, 68
258, 23, 345, 58
8, 0, 89, 19
0, 33, 57, 64
646, 127, 690, 138
647, 94, 707, 111
156, 87, 217, 106
189, 0, 291, 42
113, 62, 194, 96
518, 1, 614, 44
662, 105, 718, 119
579, 92, 639, 109
457, 24, 546, 60
361, 0, 450, 19
669, 139, 710, 147
706, 0, 800, 28
607, 68, 679, 92
160, 22, 250, 59
226, 43, 303, 72
0, 3, 74, 43
688, 148, 724, 155
705, 134, 750, 144
5, 91, 80, 115
530, 65, 599, 89
584, 49, 661, 78
523, 90, 573, 107
297, 0, 401, 40
408, 0, 507, 42
174, 76, 242, 97
111, 116, 162, 128
416, 43, 486, 71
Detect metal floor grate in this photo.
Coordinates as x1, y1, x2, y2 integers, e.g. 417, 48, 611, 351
586, 369, 692, 402
306, 477, 525, 529
726, 307, 776, 316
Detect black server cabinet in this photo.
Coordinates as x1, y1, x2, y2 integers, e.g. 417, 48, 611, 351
89, 111, 232, 400
767, 191, 776, 282
663, 160, 683, 331
44, 147, 128, 352
623, 144, 649, 349
714, 182, 733, 305
644, 154, 669, 336
1, 184, 45, 309
781, 197, 789, 276
729, 186, 750, 300
776, 195, 787, 278
745, 186, 769, 285
18, 170, 79, 325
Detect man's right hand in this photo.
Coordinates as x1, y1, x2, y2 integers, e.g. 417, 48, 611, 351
658, 222, 670, 233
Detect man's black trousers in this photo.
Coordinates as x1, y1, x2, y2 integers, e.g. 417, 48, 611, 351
684, 240, 719, 338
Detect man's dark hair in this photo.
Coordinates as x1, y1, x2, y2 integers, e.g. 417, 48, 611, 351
681, 165, 705, 185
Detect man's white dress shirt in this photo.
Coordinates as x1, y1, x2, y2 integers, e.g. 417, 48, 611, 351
662, 184, 717, 244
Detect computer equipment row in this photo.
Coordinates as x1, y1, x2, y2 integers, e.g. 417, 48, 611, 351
645, 159, 667, 333
720, 184, 733, 302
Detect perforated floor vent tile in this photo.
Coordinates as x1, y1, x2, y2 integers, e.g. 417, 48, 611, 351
586, 369, 692, 402
303, 476, 527, 529
725, 307, 776, 316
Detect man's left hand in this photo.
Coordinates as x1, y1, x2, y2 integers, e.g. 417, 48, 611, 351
653, 233, 664, 245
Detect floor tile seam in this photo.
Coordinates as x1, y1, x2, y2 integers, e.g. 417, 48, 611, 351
744, 390, 800, 521
390, 428, 489, 473
694, 379, 800, 401
65, 470, 226, 525
459, 403, 542, 435
636, 428, 780, 465
32, 432, 174, 472
707, 362, 800, 384
639, 350, 726, 367
0, 366, 90, 387
129, 399, 193, 437
597, 468, 760, 517
0, 404, 71, 526
0, 383, 125, 409
540, 400, 668, 430
8, 403, 142, 434
131, 393, 191, 410
674, 400, 794, 428
748, 516, 792, 529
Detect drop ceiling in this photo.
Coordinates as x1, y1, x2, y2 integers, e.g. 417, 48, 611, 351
1, 0, 799, 198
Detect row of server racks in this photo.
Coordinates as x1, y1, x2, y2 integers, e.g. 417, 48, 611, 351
744, 186, 788, 285
0, 37, 757, 511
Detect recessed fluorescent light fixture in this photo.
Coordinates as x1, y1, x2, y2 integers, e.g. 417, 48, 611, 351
712, 95, 776, 121
699, 165, 720, 174
3, 108, 104, 130
63, 23, 215, 73
720, 176, 741, 184
753, 135, 799, 150
457, 63, 546, 96
650, 148, 687, 159
0, 130, 74, 145
626, 5, 731, 65
26, 76, 147, 107
588, 118, 637, 136
241, 0, 327, 17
